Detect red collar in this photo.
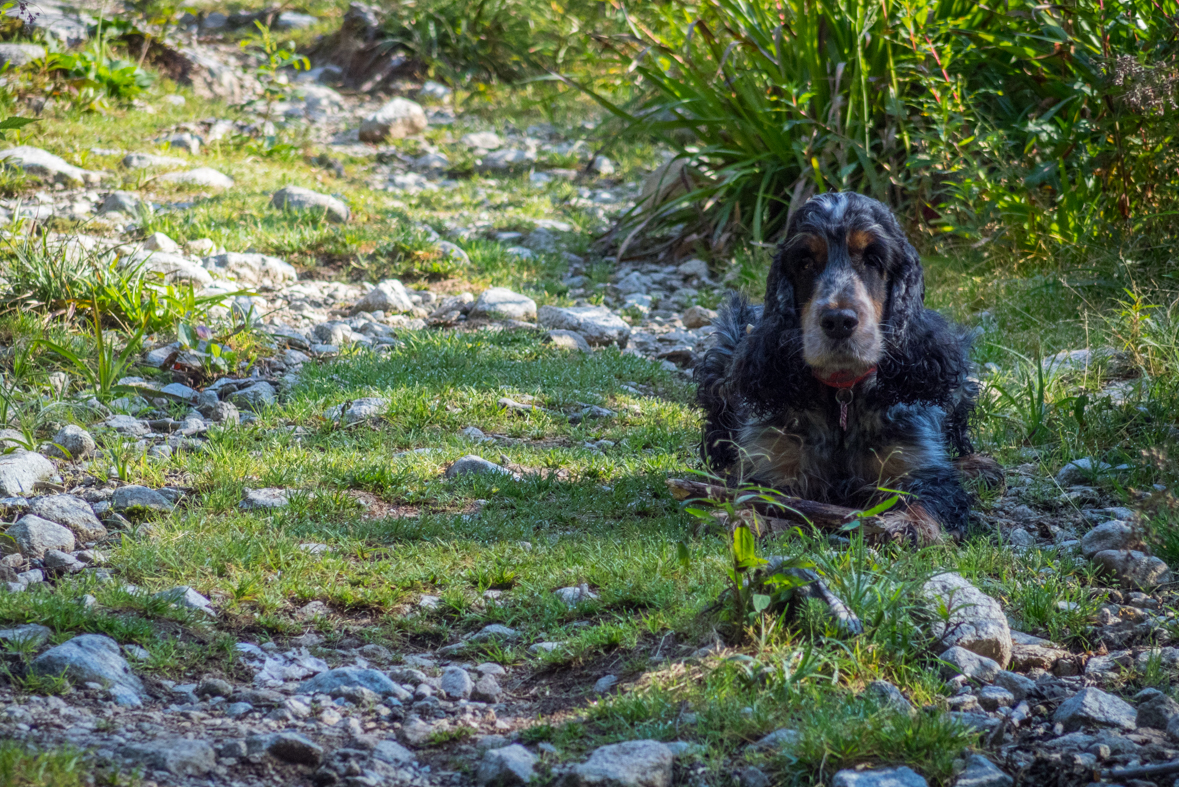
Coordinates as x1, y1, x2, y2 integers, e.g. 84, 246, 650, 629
812, 366, 877, 389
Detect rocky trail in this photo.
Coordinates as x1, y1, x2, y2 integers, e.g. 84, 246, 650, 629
0, 2, 1176, 787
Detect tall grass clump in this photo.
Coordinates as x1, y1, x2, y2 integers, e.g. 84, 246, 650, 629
583, 0, 1179, 259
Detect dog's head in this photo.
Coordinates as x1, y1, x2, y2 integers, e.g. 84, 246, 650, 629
767, 192, 923, 381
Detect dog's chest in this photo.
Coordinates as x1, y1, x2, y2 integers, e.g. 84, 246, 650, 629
739, 403, 946, 500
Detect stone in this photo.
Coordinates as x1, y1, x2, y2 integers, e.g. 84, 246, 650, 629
977, 685, 1014, 710
112, 486, 173, 515
0, 452, 56, 496
228, 381, 278, 411
555, 584, 599, 606
6, 515, 74, 558
472, 674, 503, 703
277, 10, 316, 29
480, 148, 536, 172
324, 397, 388, 424
831, 768, 927, 787
1136, 691, 1179, 729
462, 132, 503, 150
470, 288, 537, 322
677, 259, 710, 279
119, 739, 215, 776
468, 624, 522, 643
1056, 457, 1111, 486
993, 670, 1035, 701
31, 634, 144, 700
352, 279, 414, 314
440, 666, 474, 699
203, 252, 297, 290
359, 98, 428, 142
264, 732, 323, 765
590, 156, 615, 176
298, 667, 398, 696
0, 146, 103, 185
373, 739, 416, 764
866, 680, 915, 715
593, 675, 618, 694
196, 676, 233, 698
559, 740, 673, 787
144, 231, 179, 253
545, 330, 590, 352
478, 744, 536, 786
159, 167, 234, 188
0, 43, 46, 68
446, 455, 513, 479
1081, 521, 1136, 558
538, 306, 630, 347
270, 185, 350, 223
130, 250, 215, 287
240, 488, 291, 511
1053, 687, 1137, 731
0, 623, 51, 647
955, 755, 1012, 787
682, 305, 718, 329
28, 495, 105, 541
1092, 549, 1172, 589
97, 191, 144, 216
122, 153, 186, 170
939, 646, 1001, 683
922, 573, 1012, 667
42, 550, 81, 572
155, 586, 214, 615
208, 401, 240, 424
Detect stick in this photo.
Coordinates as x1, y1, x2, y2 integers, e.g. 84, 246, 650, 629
666, 478, 921, 542
1106, 760, 1179, 780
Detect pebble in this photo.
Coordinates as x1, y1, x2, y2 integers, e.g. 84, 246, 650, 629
560, 740, 673, 787
477, 744, 536, 786
1053, 687, 1137, 732
832, 767, 927, 787
922, 572, 1012, 667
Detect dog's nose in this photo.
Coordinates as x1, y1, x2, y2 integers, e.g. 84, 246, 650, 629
820, 308, 859, 339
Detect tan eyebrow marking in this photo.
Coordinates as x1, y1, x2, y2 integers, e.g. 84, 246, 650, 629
847, 229, 876, 255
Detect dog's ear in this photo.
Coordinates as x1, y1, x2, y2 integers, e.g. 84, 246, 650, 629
731, 250, 810, 414
875, 242, 969, 406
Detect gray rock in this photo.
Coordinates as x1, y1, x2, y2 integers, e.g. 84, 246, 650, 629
129, 250, 214, 287
480, 148, 537, 172
472, 674, 503, 703
994, 670, 1035, 701
922, 573, 1012, 667
977, 685, 1014, 710
546, 330, 590, 352
1053, 687, 1137, 731
590, 156, 615, 176
121, 153, 186, 170
0, 146, 103, 185
159, 167, 234, 188
0, 623, 51, 647
98, 191, 144, 215
228, 381, 278, 411
1092, 549, 1172, 589
43, 549, 83, 572
538, 306, 630, 347
462, 131, 503, 150
468, 624, 522, 643
196, 676, 233, 698
264, 732, 323, 765
681, 305, 718, 329
31, 634, 144, 700
208, 401, 240, 424
225, 701, 254, 717
939, 646, 1001, 683
240, 488, 291, 511
831, 767, 927, 787
559, 740, 673, 787
0, 452, 56, 496
353, 279, 414, 314
373, 739, 416, 764
112, 486, 173, 516
478, 744, 536, 786
297, 667, 398, 696
593, 674, 618, 694
446, 455, 513, 479
270, 185, 350, 223
0, 43, 46, 68
470, 288, 537, 322
555, 584, 599, 606
203, 253, 297, 290
101, 415, 150, 436
6, 515, 74, 557
441, 666, 474, 700
754, 728, 799, 749
325, 397, 388, 425
866, 680, 915, 715
359, 98, 428, 142
1056, 457, 1111, 486
154, 586, 214, 615
28, 495, 105, 541
955, 755, 1012, 787
740, 767, 771, 787
1136, 691, 1179, 729
1081, 521, 1136, 558
120, 739, 216, 776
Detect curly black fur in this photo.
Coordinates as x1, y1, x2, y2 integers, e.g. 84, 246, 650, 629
694, 192, 978, 533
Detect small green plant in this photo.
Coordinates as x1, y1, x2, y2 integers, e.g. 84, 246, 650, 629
36, 299, 145, 403
239, 21, 309, 125
989, 350, 1057, 445
176, 322, 239, 378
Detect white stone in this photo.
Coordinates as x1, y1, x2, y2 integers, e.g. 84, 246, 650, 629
832, 767, 927, 787
470, 288, 537, 321
0, 452, 55, 497
559, 740, 673, 787
353, 279, 413, 314
1054, 687, 1137, 731
922, 573, 1012, 667
0, 146, 103, 185
202, 252, 297, 289
159, 167, 234, 188
538, 306, 630, 347
359, 98, 427, 142
270, 185, 350, 223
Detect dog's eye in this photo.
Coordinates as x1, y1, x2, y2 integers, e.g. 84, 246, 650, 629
862, 248, 885, 269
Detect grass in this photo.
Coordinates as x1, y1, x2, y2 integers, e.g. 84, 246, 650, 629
0, 25, 1178, 786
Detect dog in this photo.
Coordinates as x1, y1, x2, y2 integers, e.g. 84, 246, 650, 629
695, 192, 994, 541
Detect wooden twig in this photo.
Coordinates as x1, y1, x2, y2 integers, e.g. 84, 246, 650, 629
666, 477, 922, 543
